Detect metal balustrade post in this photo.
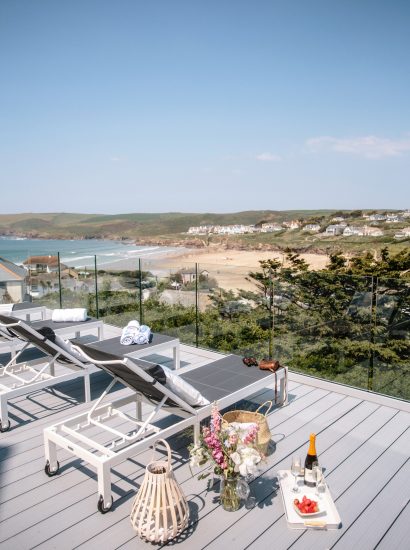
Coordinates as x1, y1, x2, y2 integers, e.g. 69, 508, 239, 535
269, 267, 274, 359
195, 263, 199, 347
368, 275, 376, 391
138, 258, 143, 325
57, 252, 62, 308
94, 255, 99, 319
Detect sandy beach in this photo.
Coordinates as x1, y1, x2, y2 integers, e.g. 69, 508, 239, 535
105, 246, 330, 292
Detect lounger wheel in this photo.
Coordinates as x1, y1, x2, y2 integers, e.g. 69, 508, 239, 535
97, 495, 113, 514
0, 420, 11, 433
44, 460, 60, 476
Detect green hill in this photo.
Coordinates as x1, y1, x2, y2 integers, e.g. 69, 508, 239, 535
0, 210, 407, 255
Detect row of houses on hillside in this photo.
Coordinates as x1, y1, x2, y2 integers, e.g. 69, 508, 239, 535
325, 224, 384, 237
362, 211, 410, 223
187, 220, 301, 235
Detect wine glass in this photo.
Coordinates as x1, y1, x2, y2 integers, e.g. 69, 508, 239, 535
312, 464, 325, 498
291, 456, 301, 493
236, 479, 250, 501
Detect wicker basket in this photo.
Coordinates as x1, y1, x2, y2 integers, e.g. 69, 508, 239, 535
222, 400, 273, 455
130, 439, 189, 543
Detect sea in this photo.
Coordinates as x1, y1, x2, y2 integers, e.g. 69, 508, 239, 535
0, 237, 186, 270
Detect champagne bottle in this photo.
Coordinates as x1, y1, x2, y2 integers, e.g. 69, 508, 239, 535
304, 433, 318, 487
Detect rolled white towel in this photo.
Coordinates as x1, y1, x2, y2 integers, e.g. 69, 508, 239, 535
120, 334, 135, 346
134, 324, 151, 345
52, 308, 88, 323
0, 304, 14, 314
120, 322, 141, 345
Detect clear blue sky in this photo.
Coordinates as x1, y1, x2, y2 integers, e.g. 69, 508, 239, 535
1, 0, 409, 214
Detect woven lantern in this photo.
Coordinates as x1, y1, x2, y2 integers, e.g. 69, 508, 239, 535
130, 439, 189, 543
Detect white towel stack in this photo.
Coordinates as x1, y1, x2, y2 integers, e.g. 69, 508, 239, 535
51, 308, 88, 323
120, 321, 151, 345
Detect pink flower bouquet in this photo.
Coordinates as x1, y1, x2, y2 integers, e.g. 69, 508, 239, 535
189, 403, 263, 480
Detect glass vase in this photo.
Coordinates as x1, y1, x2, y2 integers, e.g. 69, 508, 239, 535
220, 476, 241, 512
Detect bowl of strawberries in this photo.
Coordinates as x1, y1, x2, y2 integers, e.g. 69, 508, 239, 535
293, 495, 321, 517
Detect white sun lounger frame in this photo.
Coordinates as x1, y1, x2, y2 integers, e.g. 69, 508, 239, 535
43, 350, 287, 513
0, 317, 103, 431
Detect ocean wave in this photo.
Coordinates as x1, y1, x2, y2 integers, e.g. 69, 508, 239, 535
61, 255, 94, 263
125, 247, 160, 256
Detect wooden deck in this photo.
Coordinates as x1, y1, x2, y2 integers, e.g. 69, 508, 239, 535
0, 329, 409, 549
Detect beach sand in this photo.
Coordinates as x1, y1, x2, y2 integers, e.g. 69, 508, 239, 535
104, 246, 330, 292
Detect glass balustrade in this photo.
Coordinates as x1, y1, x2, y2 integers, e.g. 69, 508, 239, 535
1, 249, 408, 401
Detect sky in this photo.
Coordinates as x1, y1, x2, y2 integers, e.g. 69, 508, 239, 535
1, 0, 410, 214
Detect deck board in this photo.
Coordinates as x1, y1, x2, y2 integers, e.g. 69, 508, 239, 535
0, 341, 409, 550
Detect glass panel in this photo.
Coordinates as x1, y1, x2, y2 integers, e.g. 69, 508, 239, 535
25, 250, 61, 310
197, 261, 271, 358
373, 276, 410, 400
139, 259, 197, 345
59, 258, 93, 311
272, 272, 373, 391
95, 259, 141, 327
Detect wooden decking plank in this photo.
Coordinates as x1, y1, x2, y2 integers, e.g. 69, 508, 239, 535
374, 499, 410, 550
201, 403, 398, 550
331, 457, 410, 549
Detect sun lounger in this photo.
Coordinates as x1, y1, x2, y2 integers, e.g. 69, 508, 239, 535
0, 302, 47, 321
43, 341, 288, 513
0, 303, 47, 357
0, 314, 104, 431
86, 333, 180, 369
0, 312, 104, 359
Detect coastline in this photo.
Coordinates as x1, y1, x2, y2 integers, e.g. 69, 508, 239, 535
101, 246, 330, 291
102, 245, 329, 271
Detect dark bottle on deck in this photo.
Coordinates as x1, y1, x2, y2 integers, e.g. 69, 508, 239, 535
304, 433, 318, 487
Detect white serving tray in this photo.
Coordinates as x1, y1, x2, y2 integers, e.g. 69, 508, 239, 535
277, 469, 342, 530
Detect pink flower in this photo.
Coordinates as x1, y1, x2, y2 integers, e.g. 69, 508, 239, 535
229, 434, 238, 445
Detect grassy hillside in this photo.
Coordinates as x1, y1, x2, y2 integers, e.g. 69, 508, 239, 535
0, 210, 407, 255
0, 210, 334, 239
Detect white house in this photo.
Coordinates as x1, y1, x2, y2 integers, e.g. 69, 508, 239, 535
368, 214, 387, 222
179, 269, 209, 285
343, 226, 364, 237
363, 226, 384, 237
386, 214, 404, 223
187, 225, 214, 235
302, 224, 321, 232
325, 224, 346, 236
282, 220, 301, 230
0, 257, 28, 303
331, 216, 346, 222
23, 255, 68, 273
394, 227, 410, 239
261, 223, 283, 232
